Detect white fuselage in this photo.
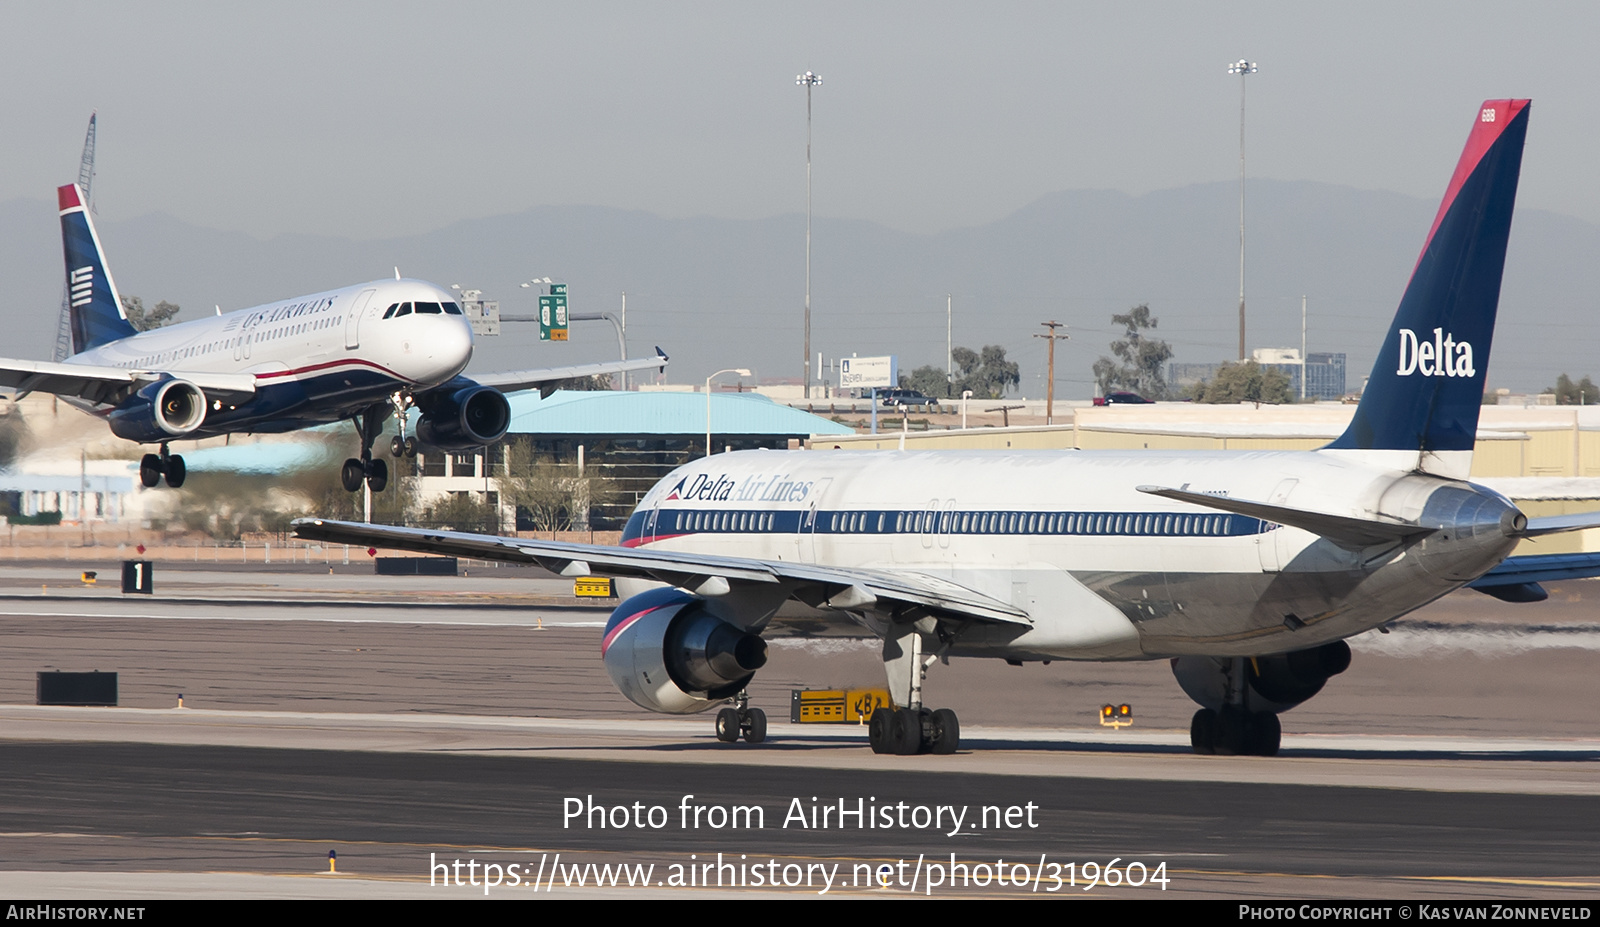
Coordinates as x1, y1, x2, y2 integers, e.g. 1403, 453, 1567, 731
620, 448, 1519, 661
67, 278, 474, 434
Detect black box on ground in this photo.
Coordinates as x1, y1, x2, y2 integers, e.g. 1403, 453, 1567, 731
37, 671, 117, 706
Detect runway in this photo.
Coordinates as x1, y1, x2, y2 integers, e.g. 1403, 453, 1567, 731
1, 567, 1597, 898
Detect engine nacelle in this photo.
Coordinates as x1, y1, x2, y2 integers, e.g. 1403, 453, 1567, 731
108, 378, 208, 443
414, 377, 511, 450
1171, 641, 1351, 714
601, 587, 769, 714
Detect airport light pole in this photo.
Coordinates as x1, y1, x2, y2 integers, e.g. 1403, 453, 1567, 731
797, 70, 822, 399
706, 368, 752, 458
1228, 59, 1257, 361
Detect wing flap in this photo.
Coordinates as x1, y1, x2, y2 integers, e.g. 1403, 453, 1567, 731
0, 358, 257, 406
292, 517, 1029, 626
1136, 484, 1432, 550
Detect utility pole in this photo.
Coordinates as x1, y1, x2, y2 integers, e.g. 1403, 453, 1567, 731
797, 70, 822, 398
1034, 321, 1070, 425
946, 294, 953, 396
1300, 294, 1307, 401
1227, 59, 1257, 361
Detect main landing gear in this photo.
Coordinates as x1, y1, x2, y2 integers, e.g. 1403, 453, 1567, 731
1189, 707, 1280, 756
341, 403, 391, 493
868, 706, 960, 756
139, 444, 186, 488
869, 622, 962, 755
714, 691, 767, 744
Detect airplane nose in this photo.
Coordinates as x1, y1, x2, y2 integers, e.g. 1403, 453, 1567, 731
422, 315, 473, 378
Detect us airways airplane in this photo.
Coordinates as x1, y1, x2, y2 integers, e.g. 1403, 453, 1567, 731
0, 183, 668, 491
298, 99, 1600, 757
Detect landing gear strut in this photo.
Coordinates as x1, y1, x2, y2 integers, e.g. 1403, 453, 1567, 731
341, 404, 391, 493
714, 691, 766, 744
869, 622, 962, 755
388, 391, 418, 459
139, 443, 186, 489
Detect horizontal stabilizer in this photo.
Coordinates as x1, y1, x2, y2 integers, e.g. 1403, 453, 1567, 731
1470, 551, 1600, 588
1136, 485, 1432, 550
1519, 511, 1600, 537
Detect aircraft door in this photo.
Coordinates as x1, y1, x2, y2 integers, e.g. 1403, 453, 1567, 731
797, 477, 832, 562
345, 289, 376, 350
938, 498, 956, 550
920, 498, 939, 549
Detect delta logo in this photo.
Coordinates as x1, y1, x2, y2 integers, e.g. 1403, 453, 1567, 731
1396, 328, 1476, 378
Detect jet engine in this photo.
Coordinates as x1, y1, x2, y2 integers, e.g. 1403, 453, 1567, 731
1171, 640, 1351, 714
414, 377, 511, 450
108, 378, 208, 443
601, 587, 769, 714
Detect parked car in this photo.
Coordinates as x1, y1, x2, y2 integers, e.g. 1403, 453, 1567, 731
878, 388, 940, 408
1092, 391, 1154, 406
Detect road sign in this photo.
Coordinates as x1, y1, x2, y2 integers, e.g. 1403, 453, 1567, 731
839, 355, 896, 389
540, 287, 570, 342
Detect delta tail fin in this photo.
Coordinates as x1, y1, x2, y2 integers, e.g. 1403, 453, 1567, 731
1324, 100, 1530, 479
58, 183, 136, 355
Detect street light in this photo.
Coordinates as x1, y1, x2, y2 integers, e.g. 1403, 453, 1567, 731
1227, 58, 1257, 361
706, 367, 752, 457
797, 70, 822, 399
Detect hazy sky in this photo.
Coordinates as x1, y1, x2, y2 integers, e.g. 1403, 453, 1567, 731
4, 2, 1599, 241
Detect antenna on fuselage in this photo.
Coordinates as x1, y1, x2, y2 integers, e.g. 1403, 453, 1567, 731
52, 111, 97, 361
394, 267, 401, 281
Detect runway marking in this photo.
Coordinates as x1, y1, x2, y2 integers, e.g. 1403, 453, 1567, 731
1405, 875, 1600, 888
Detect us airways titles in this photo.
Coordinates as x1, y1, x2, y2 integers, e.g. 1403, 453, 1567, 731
667, 472, 815, 504
1397, 327, 1477, 377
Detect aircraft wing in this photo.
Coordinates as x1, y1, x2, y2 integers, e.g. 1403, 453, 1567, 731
472, 348, 670, 398
291, 517, 1030, 627
0, 357, 257, 406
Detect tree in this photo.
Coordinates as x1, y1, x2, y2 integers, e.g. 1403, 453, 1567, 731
1545, 373, 1599, 405
1092, 304, 1172, 400
946, 345, 1020, 399
120, 296, 181, 332
1187, 360, 1293, 404
497, 441, 596, 532
899, 364, 952, 398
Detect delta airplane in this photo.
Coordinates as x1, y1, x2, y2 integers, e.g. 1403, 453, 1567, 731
0, 183, 668, 491
298, 99, 1600, 756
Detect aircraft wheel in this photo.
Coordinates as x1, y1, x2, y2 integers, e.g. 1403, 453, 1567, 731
366, 457, 389, 492
1249, 712, 1281, 757
890, 708, 922, 756
930, 708, 960, 755
390, 436, 405, 458
743, 708, 767, 744
164, 455, 186, 489
340, 459, 365, 493
139, 454, 162, 488
405, 437, 418, 457
868, 708, 893, 754
1214, 707, 1250, 756
1189, 708, 1217, 755
715, 708, 740, 743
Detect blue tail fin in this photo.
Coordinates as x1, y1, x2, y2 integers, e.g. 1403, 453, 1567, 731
58, 183, 137, 354
1325, 100, 1529, 478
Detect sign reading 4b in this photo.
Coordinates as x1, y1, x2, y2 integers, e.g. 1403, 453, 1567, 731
539, 283, 570, 342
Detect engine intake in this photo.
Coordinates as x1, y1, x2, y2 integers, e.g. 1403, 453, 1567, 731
414, 377, 511, 450
108, 378, 208, 443
601, 587, 768, 714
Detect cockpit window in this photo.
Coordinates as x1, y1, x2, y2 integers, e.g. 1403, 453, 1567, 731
413, 301, 443, 315
441, 300, 463, 315
382, 303, 399, 319
395, 302, 413, 317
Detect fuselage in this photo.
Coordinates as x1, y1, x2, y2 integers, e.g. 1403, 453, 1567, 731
66, 278, 474, 436
620, 448, 1521, 661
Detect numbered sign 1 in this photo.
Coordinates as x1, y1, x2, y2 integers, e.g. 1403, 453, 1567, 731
122, 560, 153, 595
